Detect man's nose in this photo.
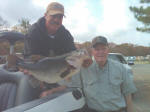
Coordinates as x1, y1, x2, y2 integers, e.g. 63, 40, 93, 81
53, 18, 62, 24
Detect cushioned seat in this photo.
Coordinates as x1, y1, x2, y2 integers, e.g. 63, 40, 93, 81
0, 65, 41, 111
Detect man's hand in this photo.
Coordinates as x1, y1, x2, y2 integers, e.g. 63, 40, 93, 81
125, 94, 134, 112
40, 86, 66, 98
19, 55, 45, 75
40, 89, 54, 98
82, 58, 93, 68
19, 68, 32, 75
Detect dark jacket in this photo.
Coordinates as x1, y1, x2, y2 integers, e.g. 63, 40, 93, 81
24, 17, 76, 57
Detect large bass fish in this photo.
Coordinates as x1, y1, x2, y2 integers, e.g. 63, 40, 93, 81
18, 49, 92, 84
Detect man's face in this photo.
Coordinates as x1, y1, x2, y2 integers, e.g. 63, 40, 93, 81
45, 14, 63, 34
92, 44, 109, 64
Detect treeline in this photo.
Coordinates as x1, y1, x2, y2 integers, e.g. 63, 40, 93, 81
76, 42, 150, 56
109, 43, 150, 56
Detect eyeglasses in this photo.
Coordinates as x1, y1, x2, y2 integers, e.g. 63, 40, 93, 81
51, 14, 63, 19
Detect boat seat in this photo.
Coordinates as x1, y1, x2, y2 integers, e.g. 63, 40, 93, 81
0, 66, 41, 111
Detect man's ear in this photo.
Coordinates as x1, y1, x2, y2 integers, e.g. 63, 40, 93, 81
44, 13, 47, 19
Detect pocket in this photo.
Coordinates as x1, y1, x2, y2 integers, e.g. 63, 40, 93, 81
84, 79, 99, 94
110, 76, 122, 95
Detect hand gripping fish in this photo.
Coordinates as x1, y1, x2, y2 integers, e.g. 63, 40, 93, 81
17, 49, 92, 84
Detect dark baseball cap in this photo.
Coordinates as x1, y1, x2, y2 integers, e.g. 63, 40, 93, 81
92, 36, 108, 47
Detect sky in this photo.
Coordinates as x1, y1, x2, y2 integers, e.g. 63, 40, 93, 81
0, 0, 150, 46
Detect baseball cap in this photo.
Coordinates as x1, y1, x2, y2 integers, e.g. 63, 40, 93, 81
46, 2, 64, 16
92, 36, 108, 47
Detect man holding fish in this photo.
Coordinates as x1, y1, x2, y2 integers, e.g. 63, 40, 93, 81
23, 2, 75, 86
21, 2, 92, 97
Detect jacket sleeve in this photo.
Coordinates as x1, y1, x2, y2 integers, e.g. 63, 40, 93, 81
54, 26, 76, 55
59, 28, 76, 54
24, 27, 41, 57
64, 30, 76, 52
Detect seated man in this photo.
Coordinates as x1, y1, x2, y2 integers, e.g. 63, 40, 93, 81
45, 36, 137, 112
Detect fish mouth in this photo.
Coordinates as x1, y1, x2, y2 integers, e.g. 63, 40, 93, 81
60, 54, 84, 78
60, 64, 76, 78
60, 59, 78, 78
66, 59, 79, 69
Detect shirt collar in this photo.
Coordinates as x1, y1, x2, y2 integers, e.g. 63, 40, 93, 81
94, 59, 109, 71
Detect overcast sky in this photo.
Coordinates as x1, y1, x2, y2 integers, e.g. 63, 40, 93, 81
0, 0, 150, 46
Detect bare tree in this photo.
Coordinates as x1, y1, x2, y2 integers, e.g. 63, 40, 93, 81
0, 16, 9, 30
12, 18, 31, 34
